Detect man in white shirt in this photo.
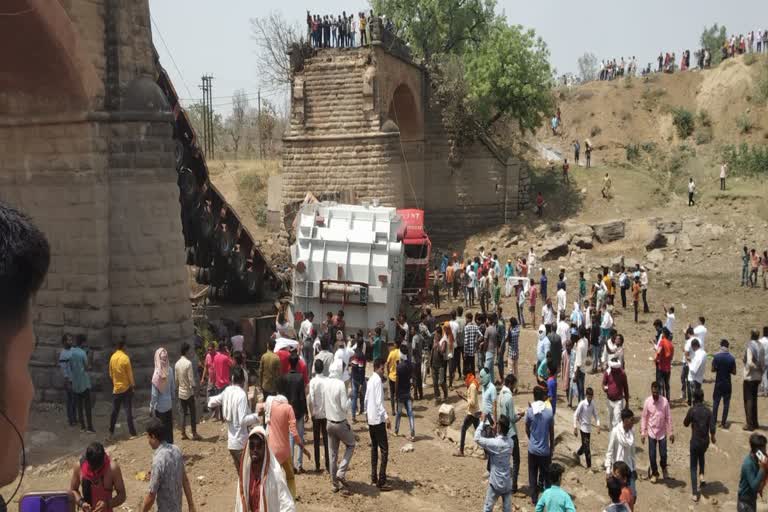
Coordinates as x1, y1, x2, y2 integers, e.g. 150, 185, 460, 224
556, 284, 567, 322
663, 305, 675, 333
687, 338, 707, 405
175, 343, 201, 441
299, 312, 315, 369
759, 327, 768, 397
640, 267, 649, 313
230, 326, 245, 355
681, 327, 694, 402
573, 328, 589, 401
324, 360, 355, 494
308, 359, 330, 472
573, 387, 600, 468
693, 317, 708, 352
365, 359, 391, 491
207, 367, 260, 472
719, 162, 728, 190
557, 317, 571, 347
688, 177, 696, 206
605, 409, 637, 495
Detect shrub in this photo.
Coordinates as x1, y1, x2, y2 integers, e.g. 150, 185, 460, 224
590, 125, 602, 137
254, 205, 268, 227
697, 110, 712, 127
695, 126, 713, 145
626, 143, 640, 162
671, 107, 695, 138
745, 53, 758, 66
641, 142, 657, 153
737, 113, 754, 134
721, 143, 768, 176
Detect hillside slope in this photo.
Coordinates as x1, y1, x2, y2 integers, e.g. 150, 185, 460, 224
539, 53, 768, 163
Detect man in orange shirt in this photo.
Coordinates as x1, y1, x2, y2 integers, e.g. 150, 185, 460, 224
264, 395, 308, 499
631, 277, 641, 323
446, 260, 455, 302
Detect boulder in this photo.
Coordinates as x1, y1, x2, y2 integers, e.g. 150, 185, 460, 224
541, 236, 570, 261
645, 232, 668, 250
572, 235, 594, 249
678, 233, 693, 252
610, 256, 624, 273
504, 235, 519, 248
400, 443, 415, 453
656, 220, 682, 234
591, 220, 625, 243
438, 403, 456, 426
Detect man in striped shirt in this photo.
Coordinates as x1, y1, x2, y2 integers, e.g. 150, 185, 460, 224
463, 312, 482, 375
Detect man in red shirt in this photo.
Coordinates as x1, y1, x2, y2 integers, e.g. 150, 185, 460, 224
602, 358, 630, 428
213, 344, 234, 393
655, 327, 674, 400
277, 347, 309, 386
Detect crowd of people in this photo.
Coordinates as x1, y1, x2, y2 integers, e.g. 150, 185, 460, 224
306, 10, 394, 49
4, 198, 768, 512
741, 246, 768, 289
594, 28, 767, 83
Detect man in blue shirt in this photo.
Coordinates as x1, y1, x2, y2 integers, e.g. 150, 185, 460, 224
535, 463, 576, 511
480, 368, 496, 422
546, 364, 558, 417
540, 269, 548, 303
59, 334, 76, 427
475, 414, 514, 512
526, 386, 554, 505
711, 338, 737, 428
69, 334, 94, 433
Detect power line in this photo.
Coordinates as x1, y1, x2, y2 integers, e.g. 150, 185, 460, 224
150, 14, 194, 99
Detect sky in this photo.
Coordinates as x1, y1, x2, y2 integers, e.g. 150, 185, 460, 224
149, 0, 768, 117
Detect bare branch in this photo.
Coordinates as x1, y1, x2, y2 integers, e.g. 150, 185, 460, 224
250, 11, 304, 87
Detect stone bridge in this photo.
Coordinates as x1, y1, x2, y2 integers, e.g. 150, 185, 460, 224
0, 0, 192, 400
281, 18, 530, 242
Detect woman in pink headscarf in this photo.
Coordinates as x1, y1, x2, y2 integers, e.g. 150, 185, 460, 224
149, 347, 175, 444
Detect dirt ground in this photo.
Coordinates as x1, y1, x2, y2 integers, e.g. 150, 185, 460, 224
4, 64, 768, 510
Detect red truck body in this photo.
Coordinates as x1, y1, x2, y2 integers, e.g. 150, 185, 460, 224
396, 209, 431, 300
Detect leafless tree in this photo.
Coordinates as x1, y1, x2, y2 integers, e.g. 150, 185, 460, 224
250, 11, 304, 87
227, 89, 249, 158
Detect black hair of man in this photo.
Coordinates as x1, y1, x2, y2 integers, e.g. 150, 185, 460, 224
651, 381, 659, 391
306, 311, 314, 320
457, 305, 464, 316
76, 334, 87, 347
613, 460, 630, 479
180, 342, 190, 356
620, 408, 634, 421
750, 433, 767, 455
0, 202, 50, 334
145, 417, 165, 440
450, 310, 457, 320
693, 388, 704, 404
234, 351, 245, 366
720, 338, 729, 348
586, 386, 594, 396
85, 442, 107, 470
691, 338, 700, 349
533, 385, 546, 402
548, 362, 557, 376
653, 319, 663, 329
607, 476, 623, 503
686, 326, 695, 337
314, 359, 324, 375
548, 463, 564, 486
373, 358, 385, 371
661, 327, 671, 338
218, 341, 227, 352
498, 414, 511, 436
116, 338, 126, 350
510, 317, 518, 328
289, 352, 299, 370
466, 312, 474, 322
504, 373, 517, 390
669, 306, 675, 313
763, 326, 768, 338
699, 316, 705, 325
231, 366, 245, 386
752, 329, 760, 341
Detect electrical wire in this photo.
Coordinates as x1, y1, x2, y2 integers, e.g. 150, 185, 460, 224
150, 14, 194, 99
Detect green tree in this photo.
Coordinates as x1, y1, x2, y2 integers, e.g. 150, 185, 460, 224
700, 24, 727, 66
464, 19, 553, 131
373, 0, 496, 62
185, 102, 225, 155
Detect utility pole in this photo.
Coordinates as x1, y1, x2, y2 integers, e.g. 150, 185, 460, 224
257, 88, 261, 160
200, 75, 215, 159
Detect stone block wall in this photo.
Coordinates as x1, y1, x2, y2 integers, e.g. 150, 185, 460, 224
0, 115, 193, 401
282, 133, 405, 207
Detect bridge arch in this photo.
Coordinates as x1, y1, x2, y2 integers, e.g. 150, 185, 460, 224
386, 83, 423, 141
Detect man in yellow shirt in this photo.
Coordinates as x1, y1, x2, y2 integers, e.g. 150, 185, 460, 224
385, 340, 400, 416
108, 337, 137, 437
